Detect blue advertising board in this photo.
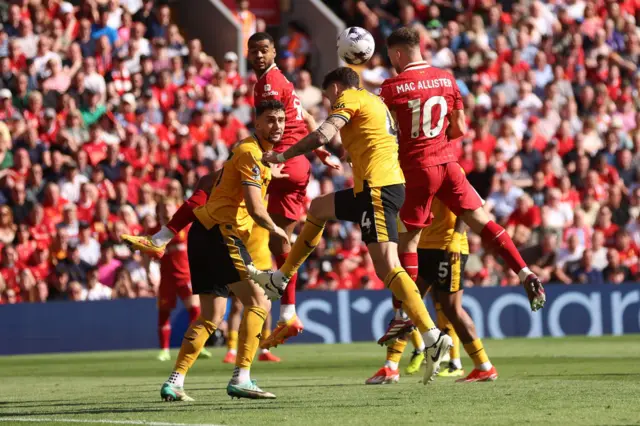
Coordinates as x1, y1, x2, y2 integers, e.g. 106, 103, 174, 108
1, 284, 639, 355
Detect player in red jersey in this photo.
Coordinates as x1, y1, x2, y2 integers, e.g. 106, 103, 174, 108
247, 32, 340, 348
377, 29, 545, 377
154, 199, 212, 362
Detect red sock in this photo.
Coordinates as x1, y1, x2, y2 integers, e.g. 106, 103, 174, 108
158, 309, 171, 350
399, 252, 419, 282
166, 189, 208, 234
276, 253, 297, 305
392, 295, 402, 310
188, 305, 201, 323
480, 220, 527, 273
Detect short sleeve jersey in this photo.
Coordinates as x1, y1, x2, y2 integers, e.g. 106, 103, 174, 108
329, 87, 405, 193
194, 136, 272, 234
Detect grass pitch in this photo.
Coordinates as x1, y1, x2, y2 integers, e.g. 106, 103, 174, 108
1, 336, 640, 426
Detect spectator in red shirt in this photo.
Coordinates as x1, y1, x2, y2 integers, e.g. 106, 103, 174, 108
118, 162, 141, 205
152, 70, 177, 112
217, 106, 248, 148
14, 223, 36, 265
42, 182, 67, 226
472, 120, 497, 160
506, 193, 541, 235
595, 153, 620, 187
29, 244, 51, 283
613, 229, 639, 276
83, 123, 108, 167
28, 204, 54, 245
563, 209, 593, 249
594, 205, 619, 247
76, 182, 96, 222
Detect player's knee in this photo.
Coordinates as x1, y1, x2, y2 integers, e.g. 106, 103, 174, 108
308, 194, 334, 220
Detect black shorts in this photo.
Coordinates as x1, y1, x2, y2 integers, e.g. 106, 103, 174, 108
187, 221, 252, 297
417, 248, 468, 293
334, 182, 405, 245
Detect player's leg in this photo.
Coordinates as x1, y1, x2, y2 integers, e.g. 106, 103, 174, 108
366, 335, 405, 385
161, 293, 227, 401
258, 312, 281, 361
433, 298, 463, 377
156, 280, 175, 362
179, 285, 212, 359
250, 192, 336, 287
223, 295, 242, 363
226, 278, 275, 399
440, 163, 545, 310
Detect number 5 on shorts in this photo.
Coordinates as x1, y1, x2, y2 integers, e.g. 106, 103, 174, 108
438, 261, 448, 279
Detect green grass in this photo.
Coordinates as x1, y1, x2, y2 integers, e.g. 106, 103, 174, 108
1, 336, 640, 426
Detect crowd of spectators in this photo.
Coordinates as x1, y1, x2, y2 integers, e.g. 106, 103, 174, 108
1, 0, 640, 304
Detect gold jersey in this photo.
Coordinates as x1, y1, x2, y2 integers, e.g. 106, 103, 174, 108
418, 197, 469, 254
329, 88, 405, 193
194, 136, 272, 236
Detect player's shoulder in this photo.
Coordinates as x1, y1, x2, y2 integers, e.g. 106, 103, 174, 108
263, 67, 291, 88
233, 136, 261, 157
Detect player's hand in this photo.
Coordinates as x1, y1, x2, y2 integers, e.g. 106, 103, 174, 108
270, 163, 289, 179
262, 151, 283, 164
315, 147, 342, 170
446, 232, 463, 263
270, 225, 290, 245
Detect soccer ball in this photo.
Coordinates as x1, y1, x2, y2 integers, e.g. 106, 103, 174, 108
337, 27, 375, 65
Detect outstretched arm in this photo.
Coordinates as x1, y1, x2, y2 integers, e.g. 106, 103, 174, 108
264, 115, 347, 164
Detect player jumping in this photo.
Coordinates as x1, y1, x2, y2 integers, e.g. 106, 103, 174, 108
151, 100, 288, 401
377, 28, 545, 352
252, 67, 452, 385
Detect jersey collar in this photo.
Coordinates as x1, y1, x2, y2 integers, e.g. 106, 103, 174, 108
403, 61, 431, 72
253, 134, 273, 152
258, 63, 278, 80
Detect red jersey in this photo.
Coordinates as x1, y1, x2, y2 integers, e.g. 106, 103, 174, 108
253, 64, 308, 150
380, 62, 462, 172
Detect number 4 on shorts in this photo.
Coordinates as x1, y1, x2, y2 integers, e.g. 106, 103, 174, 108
361, 211, 372, 230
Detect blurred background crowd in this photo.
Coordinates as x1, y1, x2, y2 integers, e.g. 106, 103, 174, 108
1, 0, 640, 304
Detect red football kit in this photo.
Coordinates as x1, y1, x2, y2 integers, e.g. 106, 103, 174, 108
380, 61, 482, 230
156, 224, 193, 310
254, 64, 310, 220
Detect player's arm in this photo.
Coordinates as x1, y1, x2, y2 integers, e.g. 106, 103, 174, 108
447, 216, 466, 263
243, 185, 288, 243
447, 109, 466, 140
265, 115, 347, 163
195, 170, 220, 194
302, 108, 341, 170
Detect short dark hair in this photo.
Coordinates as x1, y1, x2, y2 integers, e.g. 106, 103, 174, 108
255, 100, 285, 117
322, 67, 360, 90
387, 27, 420, 48
248, 32, 274, 46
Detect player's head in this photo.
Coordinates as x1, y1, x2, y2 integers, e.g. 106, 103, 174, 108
255, 100, 285, 144
321, 67, 360, 104
386, 27, 422, 73
248, 32, 276, 74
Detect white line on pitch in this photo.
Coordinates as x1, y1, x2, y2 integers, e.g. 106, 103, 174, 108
0, 418, 225, 426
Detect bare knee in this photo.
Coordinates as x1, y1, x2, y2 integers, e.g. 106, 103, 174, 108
308, 193, 335, 221
461, 207, 489, 234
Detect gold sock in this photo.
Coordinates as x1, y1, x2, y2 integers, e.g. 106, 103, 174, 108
450, 327, 460, 360
409, 328, 423, 350
281, 214, 326, 277
463, 338, 489, 368
175, 317, 216, 375
385, 267, 435, 333
435, 303, 460, 359
262, 322, 271, 341
227, 330, 238, 351
386, 338, 407, 365
236, 306, 268, 369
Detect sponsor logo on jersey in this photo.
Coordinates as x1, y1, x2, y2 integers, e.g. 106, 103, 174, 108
262, 84, 279, 97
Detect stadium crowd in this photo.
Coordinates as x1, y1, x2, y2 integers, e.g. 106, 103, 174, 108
1, 0, 640, 304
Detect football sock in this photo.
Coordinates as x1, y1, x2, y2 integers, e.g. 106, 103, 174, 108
227, 330, 238, 353
165, 189, 207, 235
152, 226, 175, 247
409, 328, 425, 351
174, 316, 216, 375
167, 371, 184, 387
158, 309, 171, 350
385, 338, 407, 370
235, 306, 268, 370
385, 267, 436, 337
281, 214, 326, 278
392, 295, 403, 310
435, 302, 460, 360
463, 338, 491, 371
261, 322, 271, 341
276, 253, 298, 308
231, 366, 251, 384
480, 221, 530, 279
399, 252, 419, 281
188, 306, 200, 323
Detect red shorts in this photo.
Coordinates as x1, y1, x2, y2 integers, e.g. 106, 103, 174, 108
158, 279, 193, 310
267, 155, 310, 221
400, 162, 483, 231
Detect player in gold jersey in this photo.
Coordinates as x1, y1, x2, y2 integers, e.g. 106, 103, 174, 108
367, 198, 497, 383
251, 67, 452, 385
158, 100, 289, 402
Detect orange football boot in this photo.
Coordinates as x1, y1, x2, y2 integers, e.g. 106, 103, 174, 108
456, 366, 498, 382
258, 351, 281, 362
259, 315, 304, 349
222, 351, 236, 364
